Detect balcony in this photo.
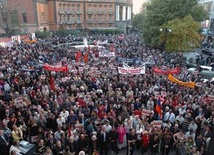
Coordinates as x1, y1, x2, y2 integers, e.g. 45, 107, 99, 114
87, 10, 93, 14
87, 20, 94, 24
108, 20, 114, 23
66, 10, 74, 15
97, 11, 104, 14
76, 10, 82, 15
97, 20, 105, 24
108, 11, 114, 14
58, 10, 65, 15
67, 20, 75, 24
76, 20, 82, 24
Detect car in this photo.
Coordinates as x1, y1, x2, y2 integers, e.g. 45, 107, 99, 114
185, 60, 197, 68
199, 70, 214, 79
187, 66, 213, 73
201, 46, 214, 56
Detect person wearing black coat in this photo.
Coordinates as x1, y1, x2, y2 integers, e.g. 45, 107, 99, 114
150, 133, 160, 155
108, 127, 119, 155
0, 130, 9, 155
77, 133, 89, 154
66, 136, 78, 155
98, 127, 109, 155
54, 140, 64, 155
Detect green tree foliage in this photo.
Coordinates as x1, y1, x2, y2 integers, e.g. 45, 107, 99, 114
132, 13, 144, 29
137, 0, 208, 50
160, 15, 201, 52
0, 1, 22, 36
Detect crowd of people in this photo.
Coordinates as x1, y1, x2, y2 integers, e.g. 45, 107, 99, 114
0, 33, 213, 155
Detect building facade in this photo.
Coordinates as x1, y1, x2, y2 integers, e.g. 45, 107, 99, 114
115, 0, 132, 32
199, 0, 214, 42
0, 0, 133, 34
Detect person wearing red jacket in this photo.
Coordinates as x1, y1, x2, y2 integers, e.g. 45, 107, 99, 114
141, 130, 150, 154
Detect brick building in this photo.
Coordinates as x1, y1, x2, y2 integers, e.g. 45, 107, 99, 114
0, 0, 133, 34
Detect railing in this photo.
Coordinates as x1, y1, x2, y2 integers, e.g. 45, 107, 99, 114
97, 11, 104, 14
58, 10, 65, 14
76, 20, 82, 24
76, 10, 82, 15
87, 10, 93, 14
67, 20, 75, 24
108, 11, 114, 14
66, 10, 75, 15
87, 20, 94, 23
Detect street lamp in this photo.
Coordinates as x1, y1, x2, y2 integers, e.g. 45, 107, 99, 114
160, 28, 171, 51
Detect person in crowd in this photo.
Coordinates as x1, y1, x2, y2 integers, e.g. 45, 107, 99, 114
9, 141, 22, 155
162, 126, 173, 155
54, 140, 64, 155
128, 128, 137, 155
117, 123, 127, 150
77, 133, 89, 154
141, 130, 150, 154
173, 129, 186, 155
0, 129, 10, 155
11, 125, 23, 143
150, 133, 160, 155
98, 126, 109, 155
34, 139, 46, 155
108, 126, 119, 155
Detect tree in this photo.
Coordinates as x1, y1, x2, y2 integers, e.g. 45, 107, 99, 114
0, 1, 22, 36
132, 13, 144, 29
138, 0, 208, 49
160, 15, 201, 52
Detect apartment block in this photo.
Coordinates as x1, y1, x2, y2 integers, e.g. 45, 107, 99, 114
0, 0, 133, 34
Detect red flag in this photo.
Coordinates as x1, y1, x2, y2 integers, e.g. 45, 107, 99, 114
50, 74, 55, 90
84, 52, 89, 63
75, 51, 82, 62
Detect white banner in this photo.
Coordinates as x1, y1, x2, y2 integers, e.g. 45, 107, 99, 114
11, 35, 21, 43
99, 51, 115, 57
118, 66, 145, 75
151, 120, 163, 128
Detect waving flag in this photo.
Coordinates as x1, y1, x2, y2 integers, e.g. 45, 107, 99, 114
156, 97, 162, 118
75, 51, 82, 62
84, 52, 89, 63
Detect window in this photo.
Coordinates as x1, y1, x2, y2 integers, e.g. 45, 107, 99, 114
88, 15, 92, 20
22, 12, 28, 23
67, 15, 70, 21
41, 12, 45, 23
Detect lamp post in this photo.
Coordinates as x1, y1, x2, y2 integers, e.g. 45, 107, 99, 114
160, 28, 171, 51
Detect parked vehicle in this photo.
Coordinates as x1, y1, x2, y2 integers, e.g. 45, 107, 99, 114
187, 66, 213, 73
201, 44, 214, 56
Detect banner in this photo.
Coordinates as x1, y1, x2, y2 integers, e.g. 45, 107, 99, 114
151, 120, 163, 128
99, 51, 115, 57
142, 109, 151, 116
44, 64, 68, 72
168, 74, 195, 89
117, 57, 133, 63
153, 67, 180, 75
118, 66, 145, 75
11, 35, 21, 43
